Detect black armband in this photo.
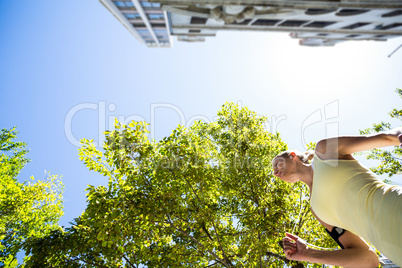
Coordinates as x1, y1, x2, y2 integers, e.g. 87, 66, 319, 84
325, 226, 346, 249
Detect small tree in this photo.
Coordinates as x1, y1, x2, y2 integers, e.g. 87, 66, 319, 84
25, 103, 335, 267
360, 88, 402, 179
0, 127, 64, 267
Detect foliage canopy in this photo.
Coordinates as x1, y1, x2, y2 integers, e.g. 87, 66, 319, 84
0, 127, 63, 267
360, 88, 402, 179
24, 103, 335, 267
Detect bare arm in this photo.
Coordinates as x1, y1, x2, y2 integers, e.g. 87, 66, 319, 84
283, 210, 379, 267
315, 127, 402, 160
303, 245, 378, 268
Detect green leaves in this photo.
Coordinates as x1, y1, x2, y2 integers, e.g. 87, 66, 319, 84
0, 127, 30, 180
359, 88, 402, 179
0, 128, 64, 267
24, 103, 332, 267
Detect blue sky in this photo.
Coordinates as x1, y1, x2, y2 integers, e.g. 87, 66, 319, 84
1, 0, 402, 227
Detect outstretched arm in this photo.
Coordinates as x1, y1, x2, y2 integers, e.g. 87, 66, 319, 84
315, 127, 402, 160
282, 211, 379, 267
283, 233, 379, 268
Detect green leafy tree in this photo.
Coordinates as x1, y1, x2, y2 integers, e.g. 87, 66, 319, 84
25, 103, 336, 267
360, 88, 402, 179
0, 127, 64, 267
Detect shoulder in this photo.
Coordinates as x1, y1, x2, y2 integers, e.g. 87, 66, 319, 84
315, 139, 354, 161
315, 139, 327, 154
315, 139, 338, 160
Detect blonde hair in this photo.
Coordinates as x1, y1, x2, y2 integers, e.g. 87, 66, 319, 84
274, 150, 315, 164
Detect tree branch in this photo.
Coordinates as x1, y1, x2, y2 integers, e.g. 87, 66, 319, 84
201, 222, 214, 241
266, 251, 289, 264
123, 255, 137, 268
211, 219, 233, 267
204, 261, 219, 267
296, 197, 310, 235
166, 214, 228, 267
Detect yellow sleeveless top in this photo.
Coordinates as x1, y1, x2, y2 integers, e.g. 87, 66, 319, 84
310, 155, 402, 266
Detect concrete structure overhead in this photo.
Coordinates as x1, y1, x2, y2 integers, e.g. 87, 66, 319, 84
100, 0, 402, 46
99, 0, 172, 47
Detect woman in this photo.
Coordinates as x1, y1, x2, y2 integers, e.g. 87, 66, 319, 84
272, 128, 402, 267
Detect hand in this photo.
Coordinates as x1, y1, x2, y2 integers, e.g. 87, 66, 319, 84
282, 232, 309, 261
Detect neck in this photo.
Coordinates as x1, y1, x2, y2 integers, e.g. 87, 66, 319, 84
297, 162, 314, 193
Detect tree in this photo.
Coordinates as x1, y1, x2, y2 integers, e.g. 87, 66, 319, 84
25, 103, 336, 267
359, 88, 402, 179
0, 127, 64, 267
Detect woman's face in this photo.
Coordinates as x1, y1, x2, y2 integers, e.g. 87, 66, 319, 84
272, 155, 298, 183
